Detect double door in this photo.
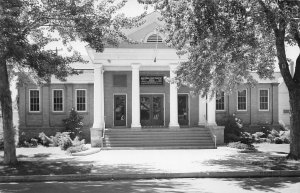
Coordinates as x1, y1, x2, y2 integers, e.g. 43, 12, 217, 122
140, 95, 164, 126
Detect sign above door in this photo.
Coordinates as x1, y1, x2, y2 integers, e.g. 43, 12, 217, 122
140, 76, 164, 85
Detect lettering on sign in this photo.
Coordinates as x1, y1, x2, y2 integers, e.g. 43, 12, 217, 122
140, 76, 164, 85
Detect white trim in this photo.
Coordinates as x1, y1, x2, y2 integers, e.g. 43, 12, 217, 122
52, 89, 64, 113
140, 93, 166, 127
28, 89, 41, 113
75, 89, 87, 112
237, 89, 247, 111
216, 91, 226, 112
178, 93, 191, 126
144, 32, 164, 43
258, 88, 270, 111
112, 93, 128, 127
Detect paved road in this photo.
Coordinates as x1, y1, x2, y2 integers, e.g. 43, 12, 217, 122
0, 177, 300, 193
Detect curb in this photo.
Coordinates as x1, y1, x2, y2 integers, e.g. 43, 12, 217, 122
71, 148, 101, 156
1, 170, 300, 183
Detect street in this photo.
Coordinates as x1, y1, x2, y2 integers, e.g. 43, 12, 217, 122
0, 177, 300, 193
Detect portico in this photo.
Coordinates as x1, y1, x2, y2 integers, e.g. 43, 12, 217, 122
86, 11, 223, 147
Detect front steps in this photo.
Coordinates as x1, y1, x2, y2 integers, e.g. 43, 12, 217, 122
103, 127, 216, 149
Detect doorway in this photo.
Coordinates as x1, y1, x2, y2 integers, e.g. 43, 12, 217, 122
140, 94, 164, 127
178, 94, 189, 126
114, 94, 126, 127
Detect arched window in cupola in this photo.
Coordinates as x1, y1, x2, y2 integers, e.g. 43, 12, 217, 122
146, 34, 163, 43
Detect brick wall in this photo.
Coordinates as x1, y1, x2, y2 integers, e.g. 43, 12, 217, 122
18, 83, 93, 141
18, 72, 280, 140
216, 83, 280, 129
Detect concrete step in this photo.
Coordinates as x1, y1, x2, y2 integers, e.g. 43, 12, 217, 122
103, 127, 215, 149
102, 146, 216, 150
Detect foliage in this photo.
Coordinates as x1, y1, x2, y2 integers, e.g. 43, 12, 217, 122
52, 132, 73, 150
0, 138, 3, 150
38, 132, 52, 147
224, 114, 244, 143
228, 141, 256, 151
63, 108, 84, 139
0, 0, 145, 164
240, 132, 255, 145
72, 136, 85, 147
66, 144, 88, 155
139, 0, 300, 159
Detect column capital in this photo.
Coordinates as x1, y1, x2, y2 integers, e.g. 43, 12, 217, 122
94, 64, 104, 73
131, 63, 141, 69
169, 63, 178, 70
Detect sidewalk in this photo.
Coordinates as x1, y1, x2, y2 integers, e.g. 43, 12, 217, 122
0, 143, 300, 182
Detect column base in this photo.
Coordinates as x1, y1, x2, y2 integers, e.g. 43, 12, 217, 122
90, 127, 103, 147
207, 122, 217, 127
198, 122, 206, 127
169, 123, 180, 130
131, 124, 141, 129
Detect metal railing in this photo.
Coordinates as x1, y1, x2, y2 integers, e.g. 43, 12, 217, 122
101, 117, 106, 148
207, 126, 217, 148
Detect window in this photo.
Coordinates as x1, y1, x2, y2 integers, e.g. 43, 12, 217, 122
29, 89, 40, 112
76, 89, 87, 112
113, 75, 127, 87
216, 91, 225, 111
53, 89, 64, 112
146, 34, 163, 43
237, 89, 247, 111
259, 89, 269, 111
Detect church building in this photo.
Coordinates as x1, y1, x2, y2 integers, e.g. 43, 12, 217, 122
17, 12, 287, 149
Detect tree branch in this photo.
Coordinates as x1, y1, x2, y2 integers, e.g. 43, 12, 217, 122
257, 0, 279, 34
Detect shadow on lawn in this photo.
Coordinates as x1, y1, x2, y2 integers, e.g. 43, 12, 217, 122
0, 159, 94, 176
205, 151, 300, 171
1, 178, 300, 193
224, 177, 300, 192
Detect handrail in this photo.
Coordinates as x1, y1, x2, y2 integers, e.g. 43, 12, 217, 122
207, 126, 217, 148
101, 117, 106, 148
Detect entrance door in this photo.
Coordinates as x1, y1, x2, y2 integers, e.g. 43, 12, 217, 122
178, 94, 189, 126
140, 95, 164, 127
114, 95, 126, 126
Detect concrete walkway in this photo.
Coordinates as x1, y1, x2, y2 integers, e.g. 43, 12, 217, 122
0, 144, 300, 182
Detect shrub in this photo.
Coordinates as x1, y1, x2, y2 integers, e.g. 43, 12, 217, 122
0, 138, 3, 150
63, 108, 83, 139
240, 132, 255, 145
252, 132, 265, 143
271, 129, 280, 137
30, 138, 38, 147
66, 144, 88, 154
279, 130, 290, 144
224, 114, 244, 143
51, 132, 72, 150
38, 132, 52, 146
57, 132, 73, 150
260, 126, 271, 138
274, 137, 283, 144
72, 136, 85, 147
228, 141, 255, 151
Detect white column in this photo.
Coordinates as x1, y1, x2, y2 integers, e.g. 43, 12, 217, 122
207, 93, 217, 126
198, 94, 207, 127
169, 64, 180, 129
92, 65, 104, 129
131, 64, 141, 128
91, 65, 104, 147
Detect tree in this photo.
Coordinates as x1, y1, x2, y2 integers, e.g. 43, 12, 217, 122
0, 0, 144, 165
139, 0, 300, 159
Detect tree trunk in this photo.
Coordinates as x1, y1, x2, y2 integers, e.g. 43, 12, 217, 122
287, 54, 300, 160
288, 87, 300, 160
0, 60, 18, 165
